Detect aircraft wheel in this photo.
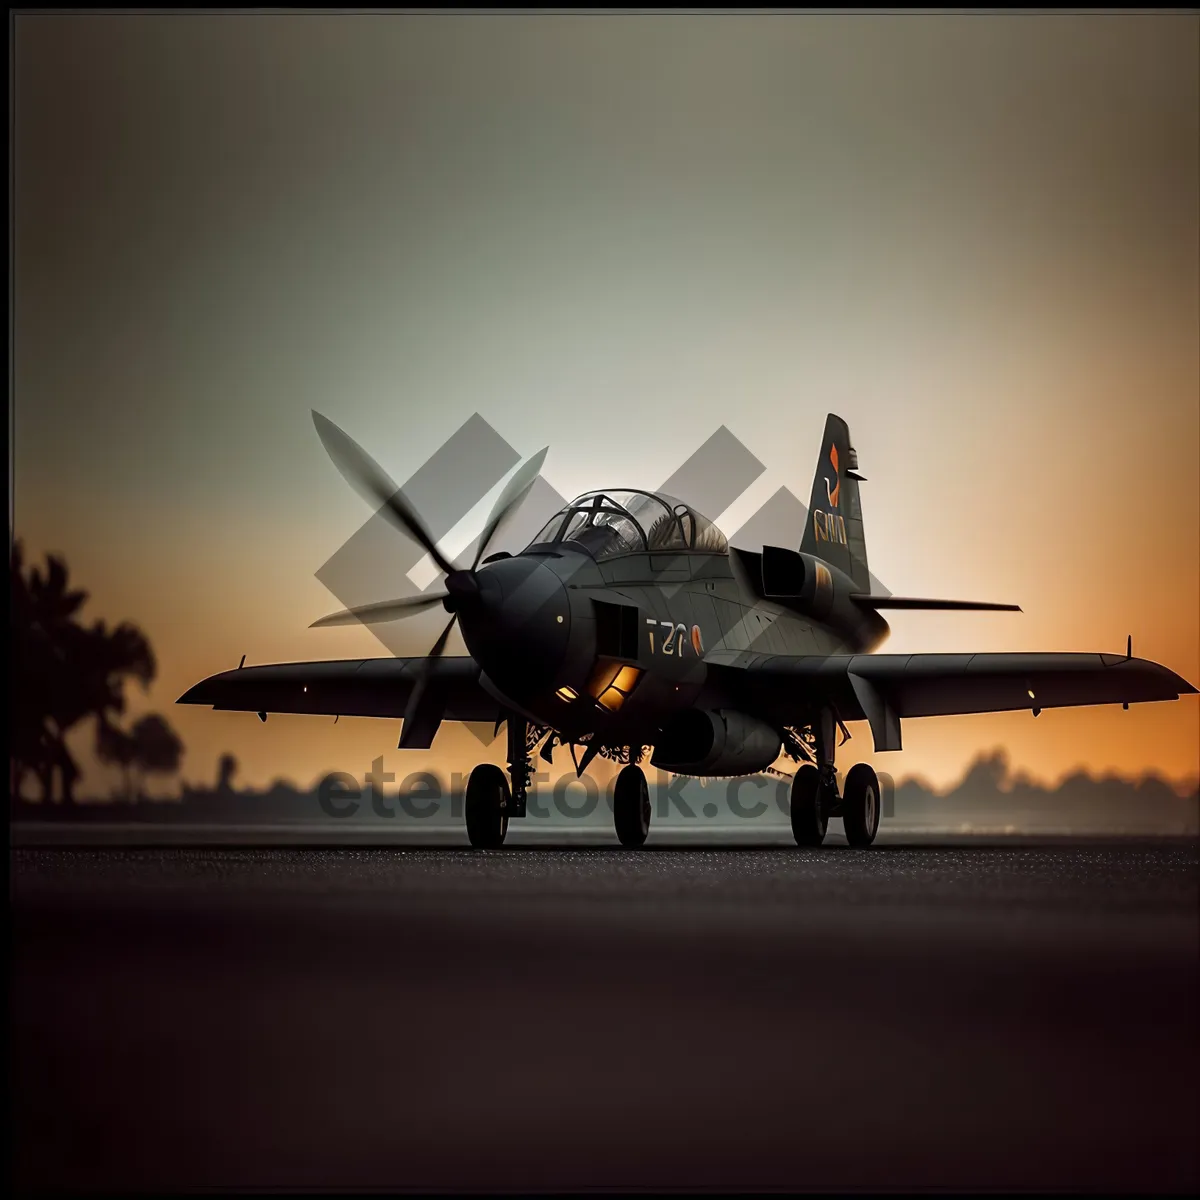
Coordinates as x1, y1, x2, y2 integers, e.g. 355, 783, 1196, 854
842, 763, 881, 848
613, 764, 651, 848
790, 764, 827, 847
465, 763, 509, 848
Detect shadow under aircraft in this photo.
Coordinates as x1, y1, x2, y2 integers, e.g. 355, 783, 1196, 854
180, 412, 1197, 848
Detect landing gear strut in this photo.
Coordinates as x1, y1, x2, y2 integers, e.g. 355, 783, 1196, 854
789, 709, 883, 848
791, 707, 840, 847
506, 714, 534, 819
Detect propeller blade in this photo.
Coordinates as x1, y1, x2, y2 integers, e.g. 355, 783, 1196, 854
426, 612, 457, 662
399, 614, 457, 750
309, 592, 449, 629
472, 446, 550, 570
312, 411, 459, 577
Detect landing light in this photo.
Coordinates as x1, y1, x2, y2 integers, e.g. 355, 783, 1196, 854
590, 663, 643, 713
612, 665, 641, 693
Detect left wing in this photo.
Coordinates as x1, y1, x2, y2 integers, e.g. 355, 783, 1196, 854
178, 655, 502, 723
704, 650, 1197, 751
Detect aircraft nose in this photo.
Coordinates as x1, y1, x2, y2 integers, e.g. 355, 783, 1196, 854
442, 568, 481, 609
459, 557, 570, 692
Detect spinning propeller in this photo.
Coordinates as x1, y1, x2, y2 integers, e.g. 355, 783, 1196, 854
309, 411, 548, 748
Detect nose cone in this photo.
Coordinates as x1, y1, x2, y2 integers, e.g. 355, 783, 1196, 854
458, 556, 570, 696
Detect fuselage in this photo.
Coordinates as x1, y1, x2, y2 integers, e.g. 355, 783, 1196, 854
455, 545, 890, 746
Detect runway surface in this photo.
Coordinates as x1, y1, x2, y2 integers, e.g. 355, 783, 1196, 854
11, 842, 1200, 1192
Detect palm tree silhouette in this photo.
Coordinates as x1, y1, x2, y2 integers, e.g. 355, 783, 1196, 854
10, 541, 84, 801
129, 715, 184, 797
94, 720, 135, 801
10, 539, 179, 804
97, 713, 184, 802
217, 752, 239, 793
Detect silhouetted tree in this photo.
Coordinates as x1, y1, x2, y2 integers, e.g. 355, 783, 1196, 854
10, 540, 166, 803
129, 714, 184, 798
11, 542, 86, 801
217, 753, 239, 793
95, 720, 138, 802
95, 713, 183, 801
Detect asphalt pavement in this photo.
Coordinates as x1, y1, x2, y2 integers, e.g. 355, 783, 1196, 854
10, 841, 1199, 1192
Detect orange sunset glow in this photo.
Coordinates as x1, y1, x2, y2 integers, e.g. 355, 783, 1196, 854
12, 13, 1199, 800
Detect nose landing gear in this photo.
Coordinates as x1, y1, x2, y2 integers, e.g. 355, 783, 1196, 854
613, 764, 651, 848
464, 713, 545, 848
464, 764, 509, 849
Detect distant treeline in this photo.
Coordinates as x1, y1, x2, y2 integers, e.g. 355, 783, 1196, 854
890, 750, 1198, 834
11, 748, 1198, 835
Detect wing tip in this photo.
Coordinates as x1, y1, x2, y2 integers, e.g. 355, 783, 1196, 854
177, 679, 218, 705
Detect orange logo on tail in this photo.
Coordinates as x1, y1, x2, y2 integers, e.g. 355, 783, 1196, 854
825, 443, 841, 508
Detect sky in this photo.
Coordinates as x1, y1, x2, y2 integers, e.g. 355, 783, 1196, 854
12, 12, 1199, 797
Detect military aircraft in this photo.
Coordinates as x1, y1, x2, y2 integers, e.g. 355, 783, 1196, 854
179, 412, 1197, 848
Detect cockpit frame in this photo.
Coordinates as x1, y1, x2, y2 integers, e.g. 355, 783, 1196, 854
525, 489, 729, 562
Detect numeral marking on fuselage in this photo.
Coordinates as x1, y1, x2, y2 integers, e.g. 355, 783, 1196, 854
647, 618, 691, 656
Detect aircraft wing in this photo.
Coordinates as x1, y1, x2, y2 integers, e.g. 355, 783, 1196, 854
704, 650, 1197, 751
177, 656, 503, 723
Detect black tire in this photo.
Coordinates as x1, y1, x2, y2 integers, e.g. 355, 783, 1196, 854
790, 764, 827, 846
613, 764, 651, 848
465, 763, 510, 848
842, 763, 881, 848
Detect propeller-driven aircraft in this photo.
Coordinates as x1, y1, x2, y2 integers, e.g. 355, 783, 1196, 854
179, 412, 1197, 848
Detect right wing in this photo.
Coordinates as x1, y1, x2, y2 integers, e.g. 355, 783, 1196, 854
704, 650, 1197, 750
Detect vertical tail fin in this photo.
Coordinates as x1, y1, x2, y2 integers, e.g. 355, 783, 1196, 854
799, 413, 870, 589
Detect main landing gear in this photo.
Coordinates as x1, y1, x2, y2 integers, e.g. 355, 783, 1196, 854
789, 765, 829, 846
789, 763, 880, 847
841, 762, 882, 848
789, 709, 880, 848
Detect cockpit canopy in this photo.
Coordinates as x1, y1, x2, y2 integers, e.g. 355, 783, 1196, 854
526, 490, 729, 561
